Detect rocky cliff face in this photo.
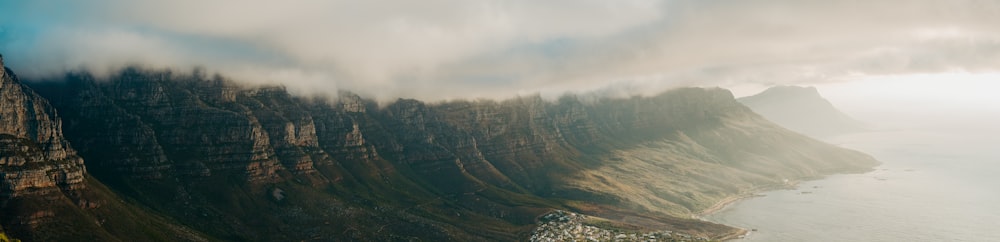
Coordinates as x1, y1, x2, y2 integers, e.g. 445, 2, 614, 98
0, 55, 111, 240
18, 66, 879, 241
1, 57, 215, 242
0, 54, 86, 201
34, 69, 287, 182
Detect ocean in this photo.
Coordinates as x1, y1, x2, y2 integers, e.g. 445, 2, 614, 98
704, 125, 1000, 241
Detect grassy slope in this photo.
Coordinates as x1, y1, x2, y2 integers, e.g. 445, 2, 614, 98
1, 176, 210, 242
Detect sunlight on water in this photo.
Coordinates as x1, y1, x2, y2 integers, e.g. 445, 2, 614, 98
705, 128, 1000, 241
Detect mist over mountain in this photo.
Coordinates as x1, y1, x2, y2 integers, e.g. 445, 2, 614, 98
738, 86, 866, 138
0, 55, 878, 241
0, 55, 211, 241
4, 1, 1000, 101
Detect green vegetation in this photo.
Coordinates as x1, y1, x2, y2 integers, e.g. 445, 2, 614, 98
0, 176, 212, 241
0, 232, 22, 242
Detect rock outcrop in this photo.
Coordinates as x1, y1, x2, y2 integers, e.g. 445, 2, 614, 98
1, 56, 212, 242
0, 54, 86, 200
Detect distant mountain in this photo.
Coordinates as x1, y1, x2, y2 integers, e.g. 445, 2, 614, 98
738, 86, 866, 137
3, 52, 878, 241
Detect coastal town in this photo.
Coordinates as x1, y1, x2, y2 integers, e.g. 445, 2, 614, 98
529, 210, 710, 242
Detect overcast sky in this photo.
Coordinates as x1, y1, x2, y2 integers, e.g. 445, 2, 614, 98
2, 0, 999, 102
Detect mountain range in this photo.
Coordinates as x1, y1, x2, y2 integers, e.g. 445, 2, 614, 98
0, 54, 877, 241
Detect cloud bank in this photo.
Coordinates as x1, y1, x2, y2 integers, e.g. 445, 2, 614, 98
2, 0, 999, 101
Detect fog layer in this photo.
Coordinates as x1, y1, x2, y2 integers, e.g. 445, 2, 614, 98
2, 1, 1000, 101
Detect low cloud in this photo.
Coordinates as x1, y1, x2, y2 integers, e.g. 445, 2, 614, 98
2, 0, 999, 101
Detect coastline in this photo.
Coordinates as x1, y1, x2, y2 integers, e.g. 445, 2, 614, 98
695, 193, 758, 241
697, 193, 756, 218
698, 181, 801, 217
698, 173, 871, 241
696, 182, 802, 241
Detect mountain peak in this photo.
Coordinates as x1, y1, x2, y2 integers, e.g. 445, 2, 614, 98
739, 86, 865, 137
0, 53, 87, 204
756, 85, 820, 97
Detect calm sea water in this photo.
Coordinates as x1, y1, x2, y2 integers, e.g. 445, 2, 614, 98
705, 126, 1000, 241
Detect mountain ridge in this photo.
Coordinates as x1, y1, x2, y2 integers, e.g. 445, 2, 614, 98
3, 57, 878, 241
